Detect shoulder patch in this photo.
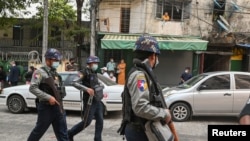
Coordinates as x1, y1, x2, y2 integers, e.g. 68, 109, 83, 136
33, 71, 41, 80
137, 75, 148, 92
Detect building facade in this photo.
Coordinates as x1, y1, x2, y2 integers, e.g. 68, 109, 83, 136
96, 0, 250, 87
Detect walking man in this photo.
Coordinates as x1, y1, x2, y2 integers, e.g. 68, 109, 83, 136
27, 48, 68, 141
68, 56, 104, 141
118, 35, 173, 141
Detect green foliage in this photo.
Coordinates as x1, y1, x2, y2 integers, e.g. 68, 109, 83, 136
0, 0, 32, 26
35, 0, 76, 25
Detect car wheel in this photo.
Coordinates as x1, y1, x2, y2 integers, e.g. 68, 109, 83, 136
170, 102, 191, 122
7, 95, 26, 114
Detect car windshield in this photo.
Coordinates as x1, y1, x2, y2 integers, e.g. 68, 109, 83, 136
97, 73, 117, 86
177, 74, 208, 88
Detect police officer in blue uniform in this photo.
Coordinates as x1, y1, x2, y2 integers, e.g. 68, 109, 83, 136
68, 56, 104, 141
118, 35, 172, 141
27, 48, 68, 141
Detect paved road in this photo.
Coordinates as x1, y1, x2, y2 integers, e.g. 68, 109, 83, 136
0, 105, 238, 141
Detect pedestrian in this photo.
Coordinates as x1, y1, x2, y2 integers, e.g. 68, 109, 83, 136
239, 98, 250, 125
179, 67, 192, 85
0, 66, 6, 91
106, 57, 116, 74
109, 72, 116, 82
25, 66, 35, 84
117, 59, 126, 85
8, 61, 20, 86
68, 56, 104, 141
161, 11, 170, 28
27, 48, 68, 141
117, 35, 172, 141
101, 67, 110, 78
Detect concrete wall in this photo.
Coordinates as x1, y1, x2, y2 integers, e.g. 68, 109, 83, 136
97, 0, 216, 37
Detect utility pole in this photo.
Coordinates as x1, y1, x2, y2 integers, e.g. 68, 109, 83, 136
90, 0, 96, 56
42, 0, 49, 64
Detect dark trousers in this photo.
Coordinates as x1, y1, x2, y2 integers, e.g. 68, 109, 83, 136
27, 102, 68, 141
68, 100, 104, 141
10, 81, 18, 86
125, 123, 148, 141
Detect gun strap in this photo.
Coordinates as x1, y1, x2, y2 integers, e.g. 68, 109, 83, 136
80, 89, 84, 120
135, 63, 167, 109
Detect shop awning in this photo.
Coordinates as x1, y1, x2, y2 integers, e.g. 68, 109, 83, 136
101, 34, 208, 50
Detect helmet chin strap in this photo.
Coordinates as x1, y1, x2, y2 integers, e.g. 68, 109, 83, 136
152, 57, 156, 69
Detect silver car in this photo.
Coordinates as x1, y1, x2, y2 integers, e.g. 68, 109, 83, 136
163, 71, 250, 122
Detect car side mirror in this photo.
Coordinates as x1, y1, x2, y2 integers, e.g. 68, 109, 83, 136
198, 84, 207, 91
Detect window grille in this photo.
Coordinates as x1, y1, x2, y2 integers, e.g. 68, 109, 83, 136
156, 0, 191, 21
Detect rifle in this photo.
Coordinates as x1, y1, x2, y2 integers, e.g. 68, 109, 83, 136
156, 83, 179, 141
72, 82, 93, 129
44, 76, 63, 113
83, 95, 93, 128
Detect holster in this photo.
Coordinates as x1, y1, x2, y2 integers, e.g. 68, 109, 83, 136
93, 85, 104, 101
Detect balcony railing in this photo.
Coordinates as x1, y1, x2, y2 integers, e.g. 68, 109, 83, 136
0, 39, 77, 61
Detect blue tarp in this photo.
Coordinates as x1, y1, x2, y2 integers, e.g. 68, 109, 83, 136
237, 44, 250, 48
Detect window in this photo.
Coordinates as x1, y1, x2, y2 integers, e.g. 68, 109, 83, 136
156, 0, 191, 21
200, 74, 230, 90
13, 25, 23, 46
60, 73, 79, 86
235, 74, 250, 89
120, 8, 130, 33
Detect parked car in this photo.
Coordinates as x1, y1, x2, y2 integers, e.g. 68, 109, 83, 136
163, 71, 250, 122
0, 71, 124, 115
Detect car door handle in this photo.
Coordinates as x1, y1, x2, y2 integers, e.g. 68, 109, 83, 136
224, 93, 231, 96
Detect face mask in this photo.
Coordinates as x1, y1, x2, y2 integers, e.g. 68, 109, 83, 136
185, 70, 189, 73
91, 64, 98, 71
110, 73, 113, 77
52, 61, 60, 69
111, 60, 113, 62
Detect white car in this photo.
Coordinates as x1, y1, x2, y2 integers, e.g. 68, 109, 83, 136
0, 71, 124, 115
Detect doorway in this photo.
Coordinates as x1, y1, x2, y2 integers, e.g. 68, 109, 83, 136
203, 54, 230, 72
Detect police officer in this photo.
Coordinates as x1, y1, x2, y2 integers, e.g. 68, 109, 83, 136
118, 35, 172, 141
27, 48, 68, 141
68, 56, 104, 141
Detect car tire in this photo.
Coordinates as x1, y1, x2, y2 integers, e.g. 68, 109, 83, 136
170, 102, 191, 122
7, 95, 26, 114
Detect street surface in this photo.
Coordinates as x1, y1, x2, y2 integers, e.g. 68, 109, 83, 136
0, 105, 238, 141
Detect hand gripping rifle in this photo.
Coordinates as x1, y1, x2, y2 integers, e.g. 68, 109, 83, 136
153, 83, 179, 141
44, 77, 64, 113
137, 63, 179, 141
72, 82, 93, 129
